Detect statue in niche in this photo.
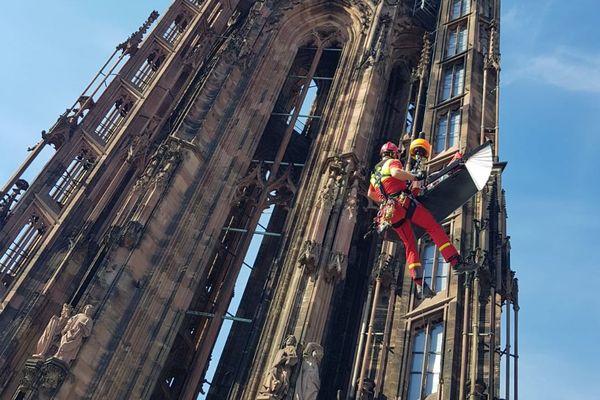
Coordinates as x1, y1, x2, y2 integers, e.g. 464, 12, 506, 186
53, 304, 94, 364
297, 241, 319, 274
295, 342, 324, 400
32, 304, 73, 359
324, 252, 345, 283
259, 335, 299, 399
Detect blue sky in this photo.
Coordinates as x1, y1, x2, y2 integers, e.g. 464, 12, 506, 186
1, 1, 599, 399
501, 1, 600, 399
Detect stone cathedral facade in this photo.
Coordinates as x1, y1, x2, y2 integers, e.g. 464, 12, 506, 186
0, 0, 518, 399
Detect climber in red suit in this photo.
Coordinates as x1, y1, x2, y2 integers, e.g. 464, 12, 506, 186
367, 141, 476, 299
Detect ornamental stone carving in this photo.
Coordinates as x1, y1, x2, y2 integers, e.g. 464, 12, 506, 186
118, 220, 145, 249
39, 358, 69, 395
344, 175, 361, 223
358, 377, 375, 400
258, 335, 299, 399
319, 156, 346, 209
27, 213, 47, 235
134, 140, 182, 190
32, 303, 73, 360
0, 178, 29, 225
233, 162, 267, 208
416, 32, 432, 79
116, 10, 160, 56
346, 0, 374, 33
323, 252, 346, 284
266, 167, 297, 209
362, 13, 392, 67
319, 171, 337, 209
294, 342, 324, 400
41, 112, 77, 149
153, 143, 182, 187
17, 359, 42, 394
125, 129, 152, 168
484, 20, 500, 70
297, 240, 321, 275
373, 253, 397, 287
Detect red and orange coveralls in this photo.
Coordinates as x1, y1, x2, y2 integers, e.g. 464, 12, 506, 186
368, 158, 460, 286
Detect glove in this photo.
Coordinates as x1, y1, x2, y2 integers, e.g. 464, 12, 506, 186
414, 171, 426, 181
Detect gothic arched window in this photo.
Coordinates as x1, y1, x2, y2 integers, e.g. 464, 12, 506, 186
446, 23, 468, 58
435, 109, 461, 154
95, 95, 134, 142
132, 49, 166, 91
0, 213, 47, 298
440, 60, 465, 101
163, 13, 189, 45
48, 147, 97, 207
421, 226, 452, 292
407, 321, 444, 400
450, 0, 470, 20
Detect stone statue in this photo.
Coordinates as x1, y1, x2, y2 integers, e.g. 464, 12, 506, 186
297, 240, 320, 274
259, 335, 299, 399
53, 304, 94, 364
32, 304, 72, 359
295, 342, 324, 400
324, 252, 345, 283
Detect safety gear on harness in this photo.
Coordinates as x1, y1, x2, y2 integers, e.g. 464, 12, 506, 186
414, 171, 427, 181
368, 149, 466, 291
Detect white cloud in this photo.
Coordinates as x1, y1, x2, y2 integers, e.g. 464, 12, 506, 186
505, 48, 600, 93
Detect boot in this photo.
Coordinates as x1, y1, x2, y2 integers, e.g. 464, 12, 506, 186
416, 282, 436, 299
453, 257, 479, 274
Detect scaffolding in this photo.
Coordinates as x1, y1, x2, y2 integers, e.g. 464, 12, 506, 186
413, 0, 441, 29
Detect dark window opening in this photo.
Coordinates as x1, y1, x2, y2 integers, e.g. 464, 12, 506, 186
0, 214, 47, 297
132, 50, 166, 91
49, 148, 96, 206
95, 96, 133, 142
379, 65, 412, 142
254, 46, 342, 166
151, 38, 344, 400
163, 13, 189, 45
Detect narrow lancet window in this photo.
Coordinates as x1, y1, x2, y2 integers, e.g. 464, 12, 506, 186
0, 214, 47, 296
94, 96, 133, 142
446, 23, 468, 58
132, 50, 166, 91
422, 239, 450, 292
435, 109, 460, 153
407, 322, 444, 400
163, 13, 189, 45
441, 61, 465, 101
451, 0, 471, 20
49, 148, 96, 206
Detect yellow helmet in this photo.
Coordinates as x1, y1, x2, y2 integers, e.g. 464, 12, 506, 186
409, 138, 432, 159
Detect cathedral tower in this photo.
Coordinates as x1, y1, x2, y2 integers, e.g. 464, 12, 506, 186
0, 1, 518, 399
